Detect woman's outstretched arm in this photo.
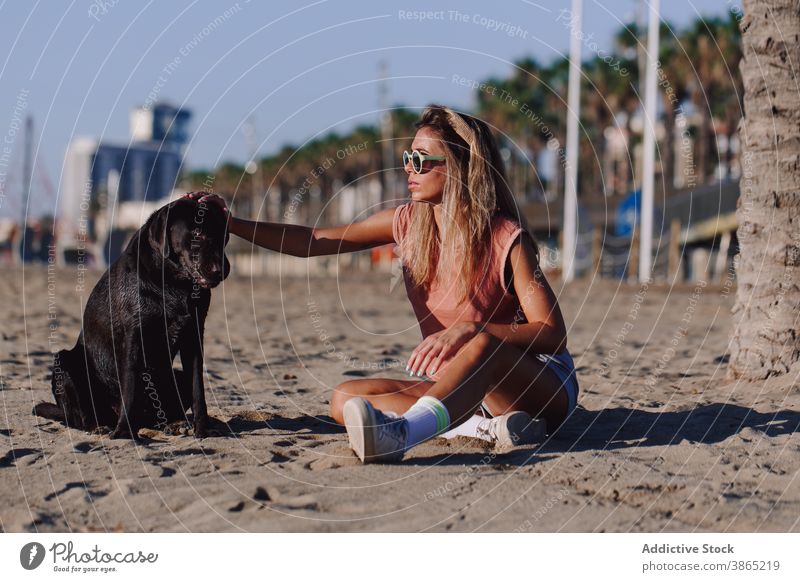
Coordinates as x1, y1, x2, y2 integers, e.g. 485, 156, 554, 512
188, 192, 396, 257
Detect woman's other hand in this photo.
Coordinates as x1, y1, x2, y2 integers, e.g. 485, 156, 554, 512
406, 321, 480, 378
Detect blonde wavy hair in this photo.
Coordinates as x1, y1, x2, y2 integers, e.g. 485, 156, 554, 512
400, 104, 535, 304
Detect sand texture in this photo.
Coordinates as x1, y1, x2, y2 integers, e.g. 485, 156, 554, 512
1, 265, 798, 532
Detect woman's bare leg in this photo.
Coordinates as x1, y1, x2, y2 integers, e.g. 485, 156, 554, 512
330, 378, 431, 424
331, 332, 570, 430
426, 332, 569, 430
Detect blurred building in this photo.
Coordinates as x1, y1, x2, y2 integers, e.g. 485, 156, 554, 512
59, 103, 191, 265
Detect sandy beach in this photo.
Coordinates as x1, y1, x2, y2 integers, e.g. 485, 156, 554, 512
1, 261, 798, 532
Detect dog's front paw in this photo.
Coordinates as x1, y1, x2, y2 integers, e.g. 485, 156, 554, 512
109, 427, 133, 440
193, 418, 209, 439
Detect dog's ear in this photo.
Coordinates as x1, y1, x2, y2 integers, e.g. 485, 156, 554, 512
147, 208, 171, 261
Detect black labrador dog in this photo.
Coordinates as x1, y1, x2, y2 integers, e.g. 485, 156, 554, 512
33, 196, 230, 439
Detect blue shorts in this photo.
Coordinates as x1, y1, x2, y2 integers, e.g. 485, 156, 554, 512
479, 349, 580, 419
533, 349, 580, 416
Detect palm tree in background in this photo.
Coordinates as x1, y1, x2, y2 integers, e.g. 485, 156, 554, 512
582, 54, 638, 197
187, 13, 745, 229
613, 19, 687, 197
476, 57, 553, 200
680, 14, 743, 183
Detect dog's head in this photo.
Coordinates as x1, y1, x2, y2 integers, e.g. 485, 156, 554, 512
145, 197, 231, 288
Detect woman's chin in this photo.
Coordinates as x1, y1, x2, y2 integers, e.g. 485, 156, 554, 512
410, 190, 442, 204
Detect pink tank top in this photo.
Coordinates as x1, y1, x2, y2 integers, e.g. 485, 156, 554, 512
393, 202, 528, 379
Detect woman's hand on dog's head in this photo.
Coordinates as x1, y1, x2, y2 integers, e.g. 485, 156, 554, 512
183, 192, 232, 226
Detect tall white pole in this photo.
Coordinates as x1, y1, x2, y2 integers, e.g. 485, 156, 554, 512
562, 0, 582, 282
639, 0, 659, 282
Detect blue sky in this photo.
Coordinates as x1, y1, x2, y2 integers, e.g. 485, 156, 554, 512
0, 0, 737, 217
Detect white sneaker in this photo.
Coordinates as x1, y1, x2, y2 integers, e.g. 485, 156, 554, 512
476, 411, 546, 447
343, 398, 408, 463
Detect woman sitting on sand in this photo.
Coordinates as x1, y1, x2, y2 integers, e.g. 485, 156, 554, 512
188, 104, 579, 463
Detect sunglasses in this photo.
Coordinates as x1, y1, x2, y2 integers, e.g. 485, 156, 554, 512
402, 149, 446, 174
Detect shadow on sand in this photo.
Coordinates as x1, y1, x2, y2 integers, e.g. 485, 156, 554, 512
549, 403, 800, 452
405, 403, 800, 467
44, 403, 798, 469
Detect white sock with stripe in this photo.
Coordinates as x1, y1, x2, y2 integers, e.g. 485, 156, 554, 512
403, 395, 450, 449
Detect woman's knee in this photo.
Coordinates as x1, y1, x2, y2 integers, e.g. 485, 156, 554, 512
329, 380, 364, 422
461, 331, 500, 363
329, 378, 426, 423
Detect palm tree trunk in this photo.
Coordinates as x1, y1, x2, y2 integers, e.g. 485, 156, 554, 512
729, 0, 800, 379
